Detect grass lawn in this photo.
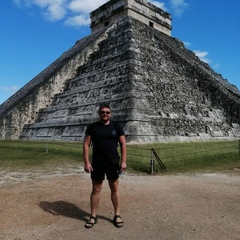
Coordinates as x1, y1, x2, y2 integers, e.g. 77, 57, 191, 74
0, 140, 239, 174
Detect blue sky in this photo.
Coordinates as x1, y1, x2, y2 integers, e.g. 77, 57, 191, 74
0, 0, 239, 105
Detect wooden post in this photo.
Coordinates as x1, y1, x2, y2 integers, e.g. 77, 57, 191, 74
45, 141, 48, 154
150, 149, 154, 175
239, 140, 240, 155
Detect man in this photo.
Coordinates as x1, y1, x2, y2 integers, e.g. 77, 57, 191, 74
83, 103, 127, 229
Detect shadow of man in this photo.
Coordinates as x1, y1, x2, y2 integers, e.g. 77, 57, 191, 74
39, 201, 89, 222
39, 201, 112, 223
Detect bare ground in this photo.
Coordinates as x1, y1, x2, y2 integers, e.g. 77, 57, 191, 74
0, 167, 240, 240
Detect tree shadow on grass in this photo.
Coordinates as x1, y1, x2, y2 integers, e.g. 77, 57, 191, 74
39, 201, 112, 223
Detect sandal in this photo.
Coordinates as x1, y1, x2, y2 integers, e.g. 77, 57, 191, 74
113, 215, 124, 228
84, 216, 98, 229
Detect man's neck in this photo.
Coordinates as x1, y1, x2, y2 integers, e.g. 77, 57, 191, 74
100, 119, 110, 125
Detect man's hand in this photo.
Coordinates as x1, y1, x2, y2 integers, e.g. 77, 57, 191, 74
84, 163, 93, 173
120, 161, 127, 171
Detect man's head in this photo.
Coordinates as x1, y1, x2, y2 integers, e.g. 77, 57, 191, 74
98, 103, 110, 112
98, 103, 111, 123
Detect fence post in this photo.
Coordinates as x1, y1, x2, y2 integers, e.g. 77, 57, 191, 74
150, 149, 154, 175
45, 141, 48, 154
239, 140, 240, 155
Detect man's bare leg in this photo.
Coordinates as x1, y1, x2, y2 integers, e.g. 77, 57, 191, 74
90, 180, 102, 216
85, 180, 102, 228
109, 179, 124, 227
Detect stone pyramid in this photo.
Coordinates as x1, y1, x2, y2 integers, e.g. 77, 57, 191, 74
0, 0, 240, 142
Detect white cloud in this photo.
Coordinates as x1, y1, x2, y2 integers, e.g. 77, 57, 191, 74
169, 0, 188, 16
149, 1, 167, 11
13, 0, 108, 26
1, 85, 19, 93
13, 0, 31, 7
68, 0, 107, 14
183, 41, 191, 47
184, 41, 216, 67
42, 1, 67, 21
65, 14, 90, 27
194, 50, 221, 73
194, 50, 211, 64
213, 63, 220, 69
0, 86, 19, 104
14, 0, 67, 21
65, 0, 107, 27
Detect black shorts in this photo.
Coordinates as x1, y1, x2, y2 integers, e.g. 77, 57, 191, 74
91, 161, 120, 181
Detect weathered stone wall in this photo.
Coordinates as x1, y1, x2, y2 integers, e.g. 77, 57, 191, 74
125, 18, 240, 141
20, 19, 136, 141
1, 16, 239, 142
0, 28, 111, 139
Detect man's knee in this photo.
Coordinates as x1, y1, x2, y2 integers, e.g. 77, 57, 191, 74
92, 180, 103, 193
108, 179, 119, 192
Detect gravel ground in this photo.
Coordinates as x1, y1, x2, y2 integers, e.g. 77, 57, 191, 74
0, 167, 240, 240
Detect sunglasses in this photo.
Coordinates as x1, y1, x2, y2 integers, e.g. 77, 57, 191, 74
100, 111, 111, 114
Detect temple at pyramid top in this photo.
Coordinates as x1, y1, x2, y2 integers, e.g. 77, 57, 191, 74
90, 0, 172, 36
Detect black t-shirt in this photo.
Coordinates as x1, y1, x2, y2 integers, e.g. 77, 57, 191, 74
85, 121, 125, 162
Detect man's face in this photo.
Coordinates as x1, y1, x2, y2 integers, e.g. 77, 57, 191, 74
99, 107, 111, 122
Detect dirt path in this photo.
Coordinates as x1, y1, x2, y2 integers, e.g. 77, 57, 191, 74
0, 168, 240, 240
